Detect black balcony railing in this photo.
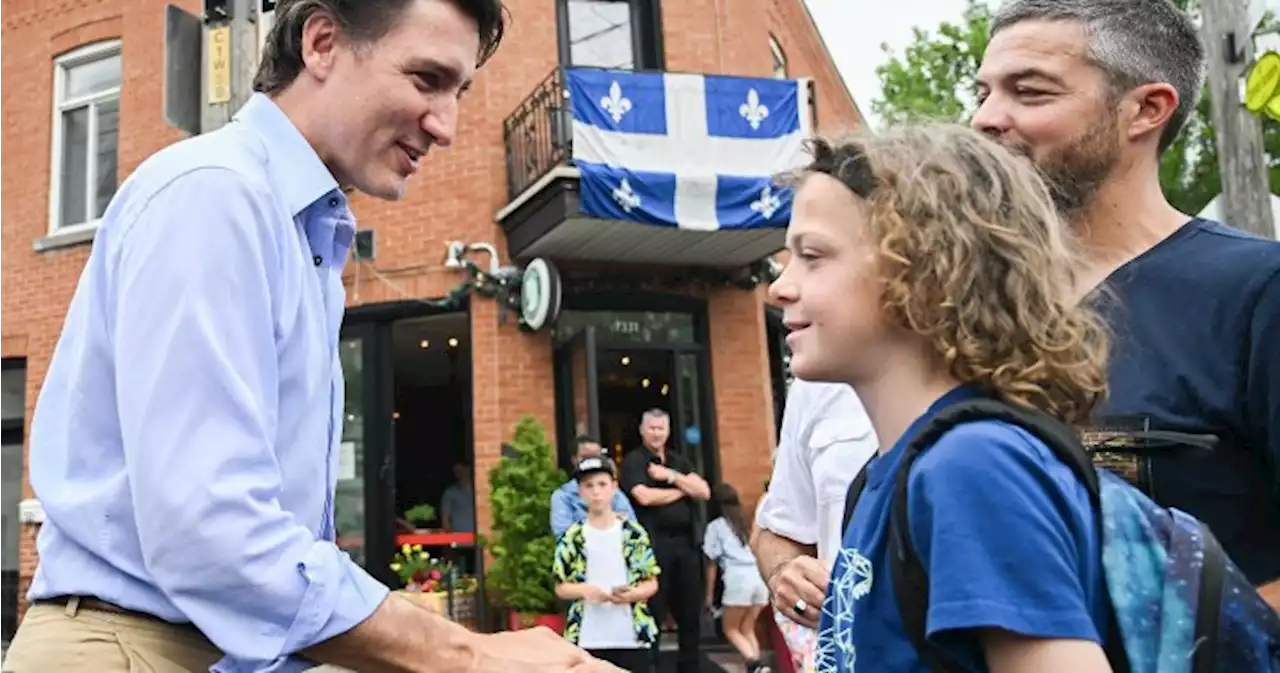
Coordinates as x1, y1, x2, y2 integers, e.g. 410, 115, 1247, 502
503, 67, 574, 201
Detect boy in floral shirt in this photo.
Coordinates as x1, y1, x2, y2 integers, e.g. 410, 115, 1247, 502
553, 456, 661, 672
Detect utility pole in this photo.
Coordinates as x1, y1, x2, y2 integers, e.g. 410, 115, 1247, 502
1201, 0, 1274, 238
201, 0, 263, 133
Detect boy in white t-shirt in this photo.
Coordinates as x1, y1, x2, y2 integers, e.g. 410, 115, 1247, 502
553, 457, 661, 672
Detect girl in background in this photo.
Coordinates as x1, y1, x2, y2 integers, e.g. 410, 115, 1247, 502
704, 483, 772, 673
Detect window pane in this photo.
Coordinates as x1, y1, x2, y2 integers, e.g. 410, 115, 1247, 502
94, 98, 120, 219
1, 367, 24, 422
59, 106, 90, 227
64, 53, 121, 100
770, 37, 787, 79
567, 0, 634, 69
336, 337, 366, 567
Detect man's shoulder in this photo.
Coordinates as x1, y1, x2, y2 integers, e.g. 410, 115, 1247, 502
1147, 218, 1280, 285
787, 381, 867, 419
785, 380, 874, 447
116, 126, 272, 212
620, 448, 651, 469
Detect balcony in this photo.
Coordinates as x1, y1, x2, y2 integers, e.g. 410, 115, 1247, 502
497, 67, 812, 268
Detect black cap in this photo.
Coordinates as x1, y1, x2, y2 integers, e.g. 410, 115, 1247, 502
575, 456, 615, 481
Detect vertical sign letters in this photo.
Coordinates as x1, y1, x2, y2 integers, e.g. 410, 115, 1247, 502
207, 25, 231, 105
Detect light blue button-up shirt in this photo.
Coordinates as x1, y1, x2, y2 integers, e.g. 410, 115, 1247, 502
27, 94, 388, 672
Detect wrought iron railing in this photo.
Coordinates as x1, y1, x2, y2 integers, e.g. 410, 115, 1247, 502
503, 67, 573, 201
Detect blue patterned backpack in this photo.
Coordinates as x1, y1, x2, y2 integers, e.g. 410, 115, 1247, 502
840, 398, 1280, 673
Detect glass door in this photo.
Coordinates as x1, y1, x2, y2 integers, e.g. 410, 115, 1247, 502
336, 323, 397, 587
335, 333, 369, 566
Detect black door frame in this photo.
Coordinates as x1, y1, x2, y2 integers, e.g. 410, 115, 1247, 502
337, 320, 397, 588
555, 0, 666, 71
339, 298, 474, 590
553, 325, 602, 469
551, 290, 721, 490
2, 357, 25, 645
765, 305, 789, 444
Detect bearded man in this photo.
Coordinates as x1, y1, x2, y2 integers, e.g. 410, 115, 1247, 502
973, 0, 1280, 608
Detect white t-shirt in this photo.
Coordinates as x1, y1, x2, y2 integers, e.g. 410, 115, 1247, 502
755, 380, 878, 563
578, 520, 640, 649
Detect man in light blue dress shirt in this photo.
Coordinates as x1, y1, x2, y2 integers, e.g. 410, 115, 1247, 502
4, 2, 618, 672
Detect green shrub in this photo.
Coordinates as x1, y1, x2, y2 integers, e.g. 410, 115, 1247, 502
485, 415, 567, 614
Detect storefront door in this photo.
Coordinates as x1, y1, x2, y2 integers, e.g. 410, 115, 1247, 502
552, 309, 719, 487
336, 323, 398, 587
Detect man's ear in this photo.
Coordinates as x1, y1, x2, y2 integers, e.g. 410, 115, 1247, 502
299, 9, 343, 82
1122, 82, 1179, 148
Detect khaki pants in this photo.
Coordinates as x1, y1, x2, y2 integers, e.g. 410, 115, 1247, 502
2, 600, 222, 672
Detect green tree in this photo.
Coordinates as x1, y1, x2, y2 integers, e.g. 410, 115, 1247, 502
872, 0, 1278, 215
485, 415, 566, 616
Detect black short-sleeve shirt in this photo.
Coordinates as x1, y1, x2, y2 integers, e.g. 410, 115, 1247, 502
620, 446, 698, 540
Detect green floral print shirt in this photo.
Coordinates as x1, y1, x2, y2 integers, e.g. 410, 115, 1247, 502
552, 516, 661, 647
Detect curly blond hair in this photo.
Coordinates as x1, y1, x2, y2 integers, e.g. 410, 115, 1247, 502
792, 125, 1109, 425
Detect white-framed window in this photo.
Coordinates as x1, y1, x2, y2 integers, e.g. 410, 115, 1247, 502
770, 35, 787, 79
49, 40, 122, 233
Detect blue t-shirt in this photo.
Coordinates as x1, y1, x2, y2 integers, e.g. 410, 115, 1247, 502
1088, 219, 1280, 584
816, 386, 1108, 673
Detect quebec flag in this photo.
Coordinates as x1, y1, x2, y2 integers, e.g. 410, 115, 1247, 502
566, 68, 812, 231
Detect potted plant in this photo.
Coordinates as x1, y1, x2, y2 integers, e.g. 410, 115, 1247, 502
486, 415, 567, 633
403, 503, 437, 531
391, 543, 479, 630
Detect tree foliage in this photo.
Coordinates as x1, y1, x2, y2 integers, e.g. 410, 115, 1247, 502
485, 415, 567, 614
872, 0, 1279, 216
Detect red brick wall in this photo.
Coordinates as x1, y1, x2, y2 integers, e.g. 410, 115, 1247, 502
2, 0, 862, 622
769, 0, 868, 132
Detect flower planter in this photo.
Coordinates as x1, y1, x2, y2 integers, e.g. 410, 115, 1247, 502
397, 588, 479, 631
507, 610, 565, 634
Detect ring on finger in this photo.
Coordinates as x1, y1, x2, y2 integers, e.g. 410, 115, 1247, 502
794, 599, 808, 615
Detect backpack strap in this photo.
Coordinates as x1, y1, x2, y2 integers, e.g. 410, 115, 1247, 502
841, 464, 871, 537
885, 398, 1130, 673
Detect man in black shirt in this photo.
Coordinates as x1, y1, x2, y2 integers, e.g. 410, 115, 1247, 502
620, 408, 710, 673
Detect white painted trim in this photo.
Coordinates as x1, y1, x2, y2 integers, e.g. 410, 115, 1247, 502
494, 164, 581, 222
48, 39, 122, 235
18, 499, 44, 524
769, 35, 787, 80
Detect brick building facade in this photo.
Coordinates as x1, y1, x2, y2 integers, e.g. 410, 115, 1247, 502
0, 0, 863, 630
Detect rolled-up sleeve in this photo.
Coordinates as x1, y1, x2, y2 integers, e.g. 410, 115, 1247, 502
112, 168, 387, 667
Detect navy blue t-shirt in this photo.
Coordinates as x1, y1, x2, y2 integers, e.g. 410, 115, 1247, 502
1088, 218, 1280, 584
815, 386, 1108, 673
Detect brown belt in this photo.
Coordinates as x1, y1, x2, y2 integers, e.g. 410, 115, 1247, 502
40, 595, 194, 629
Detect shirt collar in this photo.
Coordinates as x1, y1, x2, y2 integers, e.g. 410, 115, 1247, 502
866, 383, 983, 486
232, 93, 341, 217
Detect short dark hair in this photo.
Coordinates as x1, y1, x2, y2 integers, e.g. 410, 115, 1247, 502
575, 434, 599, 447
990, 0, 1204, 154
253, 0, 507, 95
